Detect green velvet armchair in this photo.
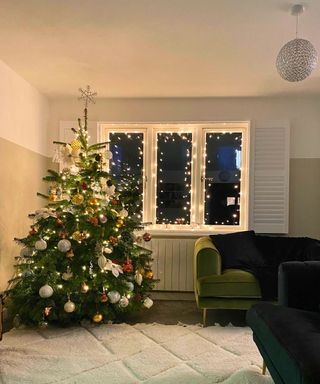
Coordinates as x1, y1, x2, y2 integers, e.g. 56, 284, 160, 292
194, 236, 262, 326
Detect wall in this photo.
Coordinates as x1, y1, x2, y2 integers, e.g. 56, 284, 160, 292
49, 96, 320, 239
0, 60, 50, 291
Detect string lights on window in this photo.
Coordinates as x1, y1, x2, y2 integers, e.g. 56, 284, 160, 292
204, 132, 242, 226
102, 122, 249, 232
156, 132, 192, 225
109, 132, 144, 220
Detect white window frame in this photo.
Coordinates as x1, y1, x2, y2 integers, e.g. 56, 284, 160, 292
98, 121, 250, 236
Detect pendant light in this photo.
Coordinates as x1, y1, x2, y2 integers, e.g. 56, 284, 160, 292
276, 4, 318, 82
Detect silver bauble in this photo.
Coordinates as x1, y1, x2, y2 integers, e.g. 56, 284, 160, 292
107, 290, 121, 304
126, 282, 134, 292
57, 239, 72, 252
39, 284, 54, 298
35, 239, 47, 251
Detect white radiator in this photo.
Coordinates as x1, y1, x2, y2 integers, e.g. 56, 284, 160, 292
144, 238, 196, 292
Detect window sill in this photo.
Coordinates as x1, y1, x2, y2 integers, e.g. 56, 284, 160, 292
142, 225, 247, 238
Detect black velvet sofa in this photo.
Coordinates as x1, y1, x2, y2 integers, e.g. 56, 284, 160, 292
246, 261, 320, 384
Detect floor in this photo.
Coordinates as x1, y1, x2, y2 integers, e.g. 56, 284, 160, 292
2, 292, 248, 332
125, 291, 247, 327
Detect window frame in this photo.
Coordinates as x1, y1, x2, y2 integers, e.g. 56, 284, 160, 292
98, 121, 250, 236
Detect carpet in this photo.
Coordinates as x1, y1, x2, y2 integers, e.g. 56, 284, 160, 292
0, 322, 274, 384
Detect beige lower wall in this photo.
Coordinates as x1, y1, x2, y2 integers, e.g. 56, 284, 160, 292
0, 138, 51, 291
289, 158, 320, 239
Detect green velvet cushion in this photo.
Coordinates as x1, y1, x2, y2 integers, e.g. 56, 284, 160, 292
197, 268, 261, 298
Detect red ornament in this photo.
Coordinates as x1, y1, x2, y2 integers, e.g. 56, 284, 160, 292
135, 293, 142, 301
123, 262, 133, 273
81, 182, 88, 190
89, 217, 99, 226
100, 292, 108, 303
143, 232, 152, 242
59, 231, 69, 239
29, 227, 37, 235
55, 218, 63, 226
109, 236, 118, 245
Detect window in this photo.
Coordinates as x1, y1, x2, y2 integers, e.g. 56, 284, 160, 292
99, 122, 249, 234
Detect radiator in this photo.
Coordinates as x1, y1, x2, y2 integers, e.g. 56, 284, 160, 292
143, 238, 196, 292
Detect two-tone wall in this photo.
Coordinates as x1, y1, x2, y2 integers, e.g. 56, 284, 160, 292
0, 60, 50, 291
1, 79, 319, 291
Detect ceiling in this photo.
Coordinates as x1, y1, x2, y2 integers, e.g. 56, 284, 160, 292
1, 0, 320, 99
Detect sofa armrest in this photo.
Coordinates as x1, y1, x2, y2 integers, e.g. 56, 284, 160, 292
278, 261, 320, 311
194, 237, 222, 282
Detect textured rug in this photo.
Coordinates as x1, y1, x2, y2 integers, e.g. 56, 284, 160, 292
0, 322, 274, 384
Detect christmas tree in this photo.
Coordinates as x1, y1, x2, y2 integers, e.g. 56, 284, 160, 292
6, 87, 156, 327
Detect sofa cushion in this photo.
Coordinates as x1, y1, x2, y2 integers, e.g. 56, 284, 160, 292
197, 268, 261, 298
247, 302, 320, 384
210, 231, 265, 272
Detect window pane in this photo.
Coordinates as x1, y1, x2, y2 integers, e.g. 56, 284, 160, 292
109, 132, 144, 218
156, 133, 192, 224
204, 132, 242, 225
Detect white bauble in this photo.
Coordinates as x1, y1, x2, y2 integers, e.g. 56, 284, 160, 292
119, 209, 128, 218
57, 239, 71, 252
107, 290, 121, 304
119, 296, 129, 308
39, 284, 54, 298
143, 297, 154, 309
135, 272, 143, 286
97, 255, 107, 270
126, 282, 134, 292
35, 239, 47, 251
105, 150, 113, 160
64, 300, 76, 313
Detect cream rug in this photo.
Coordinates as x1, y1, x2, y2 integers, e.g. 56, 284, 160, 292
0, 322, 274, 384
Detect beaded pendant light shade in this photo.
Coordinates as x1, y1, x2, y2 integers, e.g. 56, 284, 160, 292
276, 4, 318, 82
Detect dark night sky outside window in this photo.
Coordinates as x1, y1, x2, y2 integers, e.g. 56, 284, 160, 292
204, 132, 242, 225
156, 133, 192, 224
109, 133, 144, 217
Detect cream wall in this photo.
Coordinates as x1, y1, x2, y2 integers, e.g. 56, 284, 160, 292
48, 96, 320, 159
49, 96, 320, 238
0, 60, 50, 291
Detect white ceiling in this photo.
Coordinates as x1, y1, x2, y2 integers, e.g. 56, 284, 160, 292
1, 0, 320, 98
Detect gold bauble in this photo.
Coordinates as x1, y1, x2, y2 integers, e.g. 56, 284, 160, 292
92, 313, 103, 323
116, 218, 124, 227
89, 197, 99, 206
85, 207, 95, 215
49, 194, 57, 201
70, 139, 82, 150
72, 193, 84, 205
145, 271, 153, 279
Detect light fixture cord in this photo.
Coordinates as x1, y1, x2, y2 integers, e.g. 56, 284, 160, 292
295, 12, 299, 38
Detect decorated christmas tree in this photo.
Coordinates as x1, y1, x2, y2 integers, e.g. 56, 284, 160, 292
6, 87, 156, 327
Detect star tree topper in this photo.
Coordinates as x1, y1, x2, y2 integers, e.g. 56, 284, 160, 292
78, 85, 97, 108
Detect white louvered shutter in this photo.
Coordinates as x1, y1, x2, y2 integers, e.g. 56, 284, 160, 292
250, 121, 290, 234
